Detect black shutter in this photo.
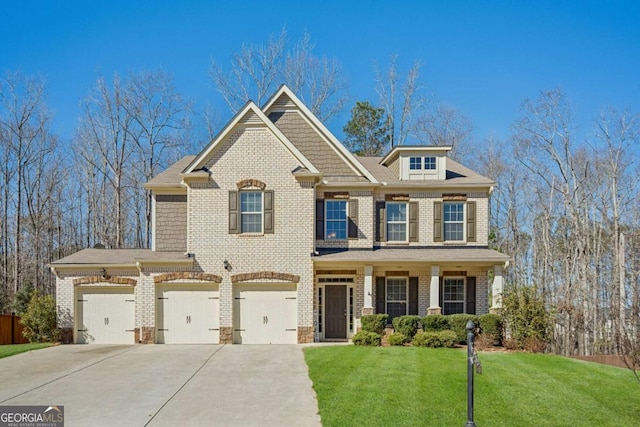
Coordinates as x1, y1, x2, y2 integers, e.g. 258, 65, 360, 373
409, 277, 418, 315
467, 201, 476, 243
409, 202, 419, 242
375, 277, 386, 314
316, 200, 324, 240
229, 191, 239, 234
264, 190, 274, 234
466, 277, 476, 315
434, 201, 443, 242
439, 277, 443, 311
348, 199, 358, 239
376, 201, 386, 242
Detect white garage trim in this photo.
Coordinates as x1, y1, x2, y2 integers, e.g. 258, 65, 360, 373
75, 287, 135, 344
156, 283, 220, 344
233, 283, 297, 344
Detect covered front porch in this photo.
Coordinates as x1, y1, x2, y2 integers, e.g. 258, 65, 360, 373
311, 247, 509, 342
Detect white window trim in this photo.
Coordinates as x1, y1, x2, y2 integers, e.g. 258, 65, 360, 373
443, 276, 466, 315
240, 191, 263, 234
443, 201, 466, 242
386, 202, 409, 243
325, 200, 347, 240
424, 156, 437, 170
385, 277, 408, 318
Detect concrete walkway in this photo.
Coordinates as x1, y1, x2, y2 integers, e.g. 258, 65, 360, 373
0, 345, 321, 426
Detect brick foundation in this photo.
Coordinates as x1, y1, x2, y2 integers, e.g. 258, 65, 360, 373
297, 326, 314, 343
136, 327, 154, 343
220, 326, 233, 344
60, 327, 73, 344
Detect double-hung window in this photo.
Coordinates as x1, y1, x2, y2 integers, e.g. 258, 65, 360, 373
443, 278, 465, 314
386, 202, 408, 242
240, 191, 262, 233
325, 200, 347, 240
444, 202, 464, 241
386, 278, 407, 321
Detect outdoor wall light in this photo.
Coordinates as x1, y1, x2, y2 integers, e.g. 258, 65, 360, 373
223, 259, 231, 271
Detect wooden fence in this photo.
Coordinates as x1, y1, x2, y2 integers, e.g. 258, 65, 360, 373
0, 314, 29, 345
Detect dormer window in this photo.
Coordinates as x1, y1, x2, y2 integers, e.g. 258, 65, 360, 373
409, 157, 422, 170
424, 156, 436, 170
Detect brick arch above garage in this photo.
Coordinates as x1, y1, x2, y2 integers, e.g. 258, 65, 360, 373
231, 271, 300, 283
153, 272, 222, 284
73, 276, 137, 286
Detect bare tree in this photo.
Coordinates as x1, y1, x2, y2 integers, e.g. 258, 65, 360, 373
374, 55, 423, 148
210, 29, 349, 121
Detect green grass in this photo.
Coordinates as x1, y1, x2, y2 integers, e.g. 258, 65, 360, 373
304, 346, 640, 427
0, 343, 52, 359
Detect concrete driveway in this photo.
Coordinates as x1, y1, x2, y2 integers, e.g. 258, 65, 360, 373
0, 345, 321, 426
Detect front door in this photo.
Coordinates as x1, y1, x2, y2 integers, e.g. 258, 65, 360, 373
325, 285, 347, 339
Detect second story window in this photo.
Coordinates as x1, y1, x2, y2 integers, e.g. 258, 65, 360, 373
325, 200, 347, 240
424, 156, 436, 170
409, 157, 422, 170
387, 202, 408, 242
444, 202, 464, 241
241, 191, 263, 233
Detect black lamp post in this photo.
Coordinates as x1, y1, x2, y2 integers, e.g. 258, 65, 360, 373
465, 320, 477, 427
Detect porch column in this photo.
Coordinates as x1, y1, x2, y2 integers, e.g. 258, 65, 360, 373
362, 265, 373, 315
491, 265, 504, 313
428, 265, 441, 315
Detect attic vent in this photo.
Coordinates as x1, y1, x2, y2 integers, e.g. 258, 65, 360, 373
238, 111, 263, 125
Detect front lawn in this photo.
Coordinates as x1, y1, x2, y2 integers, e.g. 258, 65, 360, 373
0, 343, 52, 359
304, 346, 640, 426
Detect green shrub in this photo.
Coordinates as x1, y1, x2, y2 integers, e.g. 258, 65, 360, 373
388, 332, 409, 346
446, 314, 479, 344
479, 313, 504, 345
501, 285, 552, 350
20, 292, 60, 343
392, 315, 421, 338
352, 331, 381, 346
413, 330, 458, 348
422, 314, 449, 332
438, 330, 458, 348
361, 314, 388, 335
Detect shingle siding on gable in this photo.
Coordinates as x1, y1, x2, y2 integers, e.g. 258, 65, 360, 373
155, 195, 187, 251
269, 111, 359, 178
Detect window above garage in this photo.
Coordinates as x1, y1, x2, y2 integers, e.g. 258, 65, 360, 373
380, 146, 451, 181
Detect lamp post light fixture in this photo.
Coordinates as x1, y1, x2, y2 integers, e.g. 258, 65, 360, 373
465, 320, 477, 427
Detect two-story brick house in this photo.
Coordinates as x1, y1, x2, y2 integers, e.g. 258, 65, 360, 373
51, 85, 509, 344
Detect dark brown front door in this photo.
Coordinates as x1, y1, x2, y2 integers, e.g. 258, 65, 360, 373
325, 285, 347, 339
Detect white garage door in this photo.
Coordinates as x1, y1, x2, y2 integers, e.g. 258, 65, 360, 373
76, 287, 135, 344
233, 284, 297, 344
156, 284, 220, 344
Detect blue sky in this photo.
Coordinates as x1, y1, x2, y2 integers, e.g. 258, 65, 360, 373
1, 1, 639, 146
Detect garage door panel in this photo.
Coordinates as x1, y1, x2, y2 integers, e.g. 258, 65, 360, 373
233, 284, 297, 344
156, 284, 219, 344
76, 288, 135, 344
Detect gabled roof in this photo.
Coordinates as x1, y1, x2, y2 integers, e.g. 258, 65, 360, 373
262, 85, 378, 183
144, 155, 196, 189
184, 101, 319, 175
380, 145, 452, 166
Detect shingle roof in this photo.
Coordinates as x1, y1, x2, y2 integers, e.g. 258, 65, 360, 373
357, 156, 495, 187
144, 156, 196, 188
50, 248, 191, 265
313, 247, 510, 263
